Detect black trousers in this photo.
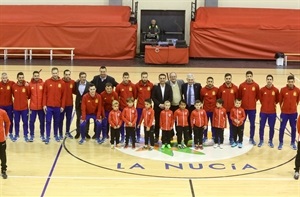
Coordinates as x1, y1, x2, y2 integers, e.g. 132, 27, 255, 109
232, 125, 244, 143
186, 105, 195, 138
0, 141, 7, 172
295, 141, 300, 172
176, 126, 189, 145
76, 108, 89, 135
193, 126, 204, 145
162, 130, 171, 144
214, 127, 224, 144
110, 128, 120, 145
125, 127, 135, 146
154, 108, 162, 140
144, 126, 154, 146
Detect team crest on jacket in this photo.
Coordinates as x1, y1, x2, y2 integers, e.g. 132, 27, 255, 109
212, 91, 216, 95
239, 111, 242, 114
129, 87, 132, 91
293, 92, 297, 96
121, 89, 124, 91
139, 87, 142, 90
22, 88, 26, 92
230, 89, 234, 93
31, 87, 34, 89
70, 84, 73, 88
95, 99, 98, 103
131, 110, 135, 113
58, 84, 61, 88
147, 87, 151, 91
168, 114, 171, 117
39, 85, 43, 90
7, 86, 10, 90
252, 87, 255, 91
272, 91, 275, 95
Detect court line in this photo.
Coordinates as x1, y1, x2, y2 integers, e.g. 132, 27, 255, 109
8, 175, 295, 181
40, 111, 76, 197
189, 179, 195, 197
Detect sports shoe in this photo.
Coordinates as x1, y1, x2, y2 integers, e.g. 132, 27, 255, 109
96, 138, 102, 144
181, 144, 187, 148
268, 140, 274, 148
219, 144, 223, 149
149, 146, 154, 151
161, 144, 166, 149
59, 135, 63, 140
78, 139, 85, 145
54, 136, 60, 142
249, 138, 256, 146
44, 138, 50, 145
132, 145, 136, 149
136, 138, 140, 143
213, 144, 218, 148
9, 133, 14, 141
294, 172, 299, 180
202, 137, 207, 143
195, 145, 199, 150
66, 132, 73, 139
167, 144, 171, 149
100, 138, 106, 144
74, 133, 80, 139
238, 143, 243, 148
1, 171, 7, 179
86, 134, 91, 139
199, 145, 203, 150
290, 143, 297, 150
111, 145, 114, 149
258, 140, 264, 147
177, 144, 182, 149
29, 135, 34, 142
13, 135, 19, 142
278, 142, 283, 150
120, 137, 125, 144
92, 134, 96, 139
24, 136, 29, 142
124, 144, 128, 149
231, 142, 237, 147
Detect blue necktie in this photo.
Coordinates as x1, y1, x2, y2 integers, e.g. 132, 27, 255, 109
188, 85, 192, 106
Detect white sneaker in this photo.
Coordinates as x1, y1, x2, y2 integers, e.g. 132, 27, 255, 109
213, 144, 218, 148
219, 144, 223, 149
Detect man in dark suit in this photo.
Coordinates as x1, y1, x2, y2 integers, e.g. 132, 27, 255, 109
91, 66, 118, 94
90, 66, 118, 138
181, 73, 202, 138
74, 72, 90, 139
152, 73, 173, 143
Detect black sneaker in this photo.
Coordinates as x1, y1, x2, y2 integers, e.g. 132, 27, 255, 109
92, 134, 96, 139
294, 172, 299, 180
2, 171, 7, 179
74, 133, 80, 139
86, 134, 91, 139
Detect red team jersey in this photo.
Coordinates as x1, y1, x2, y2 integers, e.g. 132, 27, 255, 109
109, 110, 123, 128
101, 91, 118, 111
29, 78, 44, 110
12, 82, 30, 111
63, 78, 75, 107
174, 108, 189, 127
160, 109, 174, 131
0, 80, 14, 106
218, 83, 239, 112
190, 109, 208, 128
200, 85, 219, 112
230, 106, 246, 127
81, 93, 103, 120
259, 85, 279, 114
279, 85, 300, 114
115, 81, 136, 110
121, 106, 137, 127
239, 81, 260, 110
135, 80, 153, 109
212, 107, 227, 129
43, 77, 66, 108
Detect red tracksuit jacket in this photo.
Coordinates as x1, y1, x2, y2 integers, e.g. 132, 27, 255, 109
115, 81, 136, 110
43, 77, 66, 108
230, 106, 246, 127
138, 107, 154, 127
12, 82, 30, 111
0, 80, 14, 106
135, 80, 153, 108
63, 78, 75, 107
218, 83, 239, 112
160, 109, 174, 131
109, 110, 123, 128
259, 85, 279, 114
190, 109, 208, 128
29, 78, 44, 110
81, 93, 103, 120
0, 109, 11, 142
279, 85, 300, 114
174, 108, 189, 127
239, 81, 260, 110
212, 107, 227, 129
121, 106, 137, 127
200, 85, 219, 112
101, 91, 118, 111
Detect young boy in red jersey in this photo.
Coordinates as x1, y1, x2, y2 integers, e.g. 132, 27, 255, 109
190, 100, 208, 150
122, 97, 137, 149
294, 115, 300, 180
174, 100, 189, 149
137, 98, 155, 150
160, 100, 174, 149
108, 100, 123, 149
230, 99, 246, 148
213, 99, 227, 149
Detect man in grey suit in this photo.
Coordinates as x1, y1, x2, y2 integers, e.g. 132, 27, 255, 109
74, 72, 90, 139
151, 73, 173, 143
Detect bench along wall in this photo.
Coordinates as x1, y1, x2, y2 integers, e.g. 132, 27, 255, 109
0, 5, 137, 59
189, 7, 300, 60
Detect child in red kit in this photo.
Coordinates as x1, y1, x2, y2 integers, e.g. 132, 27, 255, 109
213, 99, 227, 149
160, 101, 174, 149
108, 100, 123, 149
230, 99, 246, 148
122, 97, 137, 149
138, 98, 155, 150
190, 100, 208, 150
174, 100, 189, 149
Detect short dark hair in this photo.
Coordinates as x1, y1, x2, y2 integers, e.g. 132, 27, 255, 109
64, 69, 71, 74
159, 73, 166, 79
179, 100, 187, 105
32, 71, 39, 75
100, 66, 106, 70
195, 99, 202, 104
224, 73, 232, 78
207, 76, 213, 81
105, 82, 113, 87
51, 67, 58, 72
141, 71, 148, 77
126, 97, 134, 103
17, 72, 24, 78
123, 72, 129, 77
89, 83, 95, 88
144, 98, 152, 104
246, 71, 253, 76
216, 98, 224, 105
266, 74, 273, 80
288, 75, 295, 81
79, 72, 86, 77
